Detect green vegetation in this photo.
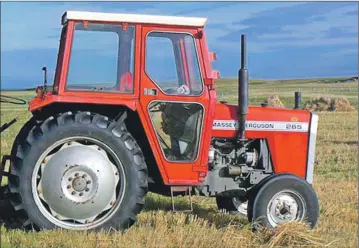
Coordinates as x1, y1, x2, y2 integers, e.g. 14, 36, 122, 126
0, 78, 358, 247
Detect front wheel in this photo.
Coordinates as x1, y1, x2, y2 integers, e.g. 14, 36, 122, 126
9, 111, 148, 231
247, 174, 319, 229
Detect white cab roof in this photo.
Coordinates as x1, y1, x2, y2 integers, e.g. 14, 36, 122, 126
62, 11, 207, 27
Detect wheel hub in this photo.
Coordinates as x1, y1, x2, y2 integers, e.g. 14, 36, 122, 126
273, 195, 298, 221
267, 190, 305, 227
37, 141, 120, 223
72, 176, 87, 192
61, 166, 98, 203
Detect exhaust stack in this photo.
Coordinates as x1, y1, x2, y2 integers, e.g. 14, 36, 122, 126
238, 34, 249, 140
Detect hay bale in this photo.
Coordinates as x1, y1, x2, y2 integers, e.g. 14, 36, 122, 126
304, 96, 333, 112
265, 95, 284, 108
333, 97, 356, 112
305, 96, 356, 112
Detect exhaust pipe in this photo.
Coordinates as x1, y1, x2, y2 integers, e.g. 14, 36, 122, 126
238, 34, 249, 140
294, 91, 302, 109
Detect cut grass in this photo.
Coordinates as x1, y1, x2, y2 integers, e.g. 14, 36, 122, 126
0, 78, 358, 247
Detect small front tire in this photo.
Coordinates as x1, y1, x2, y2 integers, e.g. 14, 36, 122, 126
247, 174, 319, 229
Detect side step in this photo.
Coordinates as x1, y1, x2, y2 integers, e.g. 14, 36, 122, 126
170, 186, 193, 213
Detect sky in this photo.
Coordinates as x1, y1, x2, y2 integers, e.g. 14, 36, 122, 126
1, 1, 358, 90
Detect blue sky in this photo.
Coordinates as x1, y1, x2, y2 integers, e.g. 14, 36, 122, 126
1, 2, 358, 90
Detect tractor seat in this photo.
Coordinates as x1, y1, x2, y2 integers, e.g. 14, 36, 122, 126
118, 72, 133, 93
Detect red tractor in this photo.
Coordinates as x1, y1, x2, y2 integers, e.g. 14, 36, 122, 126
1, 11, 319, 231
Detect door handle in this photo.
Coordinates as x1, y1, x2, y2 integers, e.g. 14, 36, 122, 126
144, 88, 158, 96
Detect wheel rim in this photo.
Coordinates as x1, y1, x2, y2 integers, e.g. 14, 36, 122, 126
32, 137, 126, 230
232, 197, 248, 216
266, 190, 306, 227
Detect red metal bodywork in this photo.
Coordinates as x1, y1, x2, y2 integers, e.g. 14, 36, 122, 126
29, 20, 311, 186
213, 104, 310, 178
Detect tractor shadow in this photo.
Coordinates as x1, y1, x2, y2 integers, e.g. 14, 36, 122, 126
143, 194, 249, 229
328, 140, 358, 146
0, 194, 249, 231
0, 199, 25, 230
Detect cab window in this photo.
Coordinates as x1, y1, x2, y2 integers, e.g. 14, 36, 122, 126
66, 22, 135, 93
145, 32, 203, 96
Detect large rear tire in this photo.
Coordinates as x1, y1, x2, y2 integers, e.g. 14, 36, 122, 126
9, 111, 148, 231
247, 174, 319, 229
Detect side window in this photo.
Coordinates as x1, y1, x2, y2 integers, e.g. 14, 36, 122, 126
53, 25, 68, 89
145, 32, 203, 96
66, 23, 135, 93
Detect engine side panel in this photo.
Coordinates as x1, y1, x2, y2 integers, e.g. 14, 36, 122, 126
212, 103, 311, 179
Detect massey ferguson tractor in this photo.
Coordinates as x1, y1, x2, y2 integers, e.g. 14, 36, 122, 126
0, 11, 319, 231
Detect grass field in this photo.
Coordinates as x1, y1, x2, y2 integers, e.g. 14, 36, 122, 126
0, 78, 358, 247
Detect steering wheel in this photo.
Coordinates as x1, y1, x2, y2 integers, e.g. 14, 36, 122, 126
176, 85, 190, 95
164, 85, 190, 95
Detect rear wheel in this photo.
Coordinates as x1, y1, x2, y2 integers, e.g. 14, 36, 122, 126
247, 174, 319, 229
9, 111, 148, 231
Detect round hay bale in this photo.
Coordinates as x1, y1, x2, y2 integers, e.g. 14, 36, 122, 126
265, 95, 284, 108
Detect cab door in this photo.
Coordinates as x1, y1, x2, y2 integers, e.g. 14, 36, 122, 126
138, 25, 212, 185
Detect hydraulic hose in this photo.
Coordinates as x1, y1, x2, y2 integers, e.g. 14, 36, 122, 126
0, 95, 27, 105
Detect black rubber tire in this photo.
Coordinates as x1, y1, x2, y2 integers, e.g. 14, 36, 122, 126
10, 117, 39, 165
247, 174, 319, 229
216, 196, 248, 216
8, 111, 148, 231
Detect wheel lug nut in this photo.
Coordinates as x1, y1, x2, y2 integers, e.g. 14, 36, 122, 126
75, 173, 79, 177
82, 174, 87, 178
79, 193, 83, 196
85, 188, 90, 192
68, 177, 73, 181
67, 185, 71, 189
71, 191, 76, 195
87, 180, 91, 184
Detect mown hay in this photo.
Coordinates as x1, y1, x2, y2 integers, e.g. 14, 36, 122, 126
264, 95, 285, 108
305, 96, 356, 112
258, 222, 329, 248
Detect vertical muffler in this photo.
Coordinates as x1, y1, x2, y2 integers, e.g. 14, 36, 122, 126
238, 34, 249, 141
